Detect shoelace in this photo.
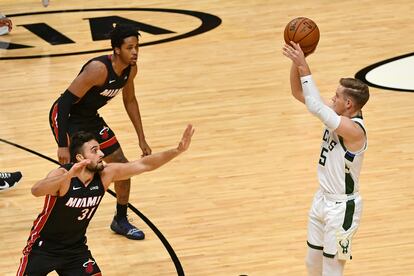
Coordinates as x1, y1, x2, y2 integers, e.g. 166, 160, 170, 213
0, 173, 11, 179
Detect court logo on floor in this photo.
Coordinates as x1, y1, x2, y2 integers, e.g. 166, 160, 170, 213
355, 52, 414, 93
0, 8, 222, 60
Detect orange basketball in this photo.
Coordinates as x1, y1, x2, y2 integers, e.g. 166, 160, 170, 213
284, 17, 320, 55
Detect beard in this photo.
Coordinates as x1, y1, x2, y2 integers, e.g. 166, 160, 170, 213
86, 161, 105, 172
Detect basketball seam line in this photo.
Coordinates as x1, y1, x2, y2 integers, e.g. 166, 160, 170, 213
296, 26, 319, 47
291, 17, 306, 42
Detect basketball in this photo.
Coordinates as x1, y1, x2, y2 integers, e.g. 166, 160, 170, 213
284, 17, 320, 55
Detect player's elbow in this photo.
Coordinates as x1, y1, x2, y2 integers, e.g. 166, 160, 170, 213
305, 96, 341, 130
31, 185, 43, 197
292, 91, 305, 104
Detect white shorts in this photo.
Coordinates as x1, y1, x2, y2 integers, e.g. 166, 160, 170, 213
307, 189, 363, 258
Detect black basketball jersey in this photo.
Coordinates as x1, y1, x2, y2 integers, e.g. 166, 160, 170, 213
22, 164, 105, 254
70, 54, 131, 119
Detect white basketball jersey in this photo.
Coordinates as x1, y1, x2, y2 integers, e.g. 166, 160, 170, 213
317, 117, 367, 194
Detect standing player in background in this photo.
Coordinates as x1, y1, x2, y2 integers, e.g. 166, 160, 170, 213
49, 24, 151, 240
282, 41, 369, 276
0, 15, 23, 192
17, 125, 194, 275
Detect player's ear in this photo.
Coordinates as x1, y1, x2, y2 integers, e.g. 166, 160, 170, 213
346, 98, 353, 110
114, 47, 121, 55
76, 153, 84, 162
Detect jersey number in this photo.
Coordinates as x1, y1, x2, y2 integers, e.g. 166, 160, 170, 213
319, 140, 337, 166
319, 148, 329, 166
78, 207, 96, 221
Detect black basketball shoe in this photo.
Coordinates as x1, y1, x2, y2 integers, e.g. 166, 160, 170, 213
0, 171, 22, 192
110, 216, 145, 240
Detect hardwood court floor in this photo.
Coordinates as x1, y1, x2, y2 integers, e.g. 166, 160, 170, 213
1, 0, 414, 275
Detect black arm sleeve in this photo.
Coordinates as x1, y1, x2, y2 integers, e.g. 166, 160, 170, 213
56, 90, 79, 147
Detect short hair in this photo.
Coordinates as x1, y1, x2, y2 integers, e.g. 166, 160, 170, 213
69, 131, 97, 163
340, 78, 370, 110
110, 24, 140, 49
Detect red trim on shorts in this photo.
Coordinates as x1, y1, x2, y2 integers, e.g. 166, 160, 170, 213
17, 195, 57, 275
51, 103, 59, 141
16, 255, 29, 276
100, 136, 118, 149
50, 103, 69, 145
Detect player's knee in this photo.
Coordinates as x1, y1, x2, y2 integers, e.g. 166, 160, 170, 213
323, 256, 345, 276
114, 154, 128, 163
306, 258, 322, 275
106, 148, 128, 163
305, 256, 313, 268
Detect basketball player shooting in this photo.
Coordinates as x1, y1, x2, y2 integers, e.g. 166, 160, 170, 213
282, 40, 369, 276
49, 24, 151, 240
17, 125, 194, 275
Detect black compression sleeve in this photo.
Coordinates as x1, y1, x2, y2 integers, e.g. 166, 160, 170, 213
56, 90, 79, 147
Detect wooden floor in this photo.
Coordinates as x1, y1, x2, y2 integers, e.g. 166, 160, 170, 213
1, 0, 414, 275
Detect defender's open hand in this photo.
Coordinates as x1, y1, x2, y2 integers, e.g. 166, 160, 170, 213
177, 124, 195, 152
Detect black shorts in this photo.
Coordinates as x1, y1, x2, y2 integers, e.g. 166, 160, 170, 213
17, 241, 101, 276
49, 102, 120, 156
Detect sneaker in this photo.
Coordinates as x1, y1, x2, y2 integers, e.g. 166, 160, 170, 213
0, 171, 22, 192
110, 216, 145, 240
